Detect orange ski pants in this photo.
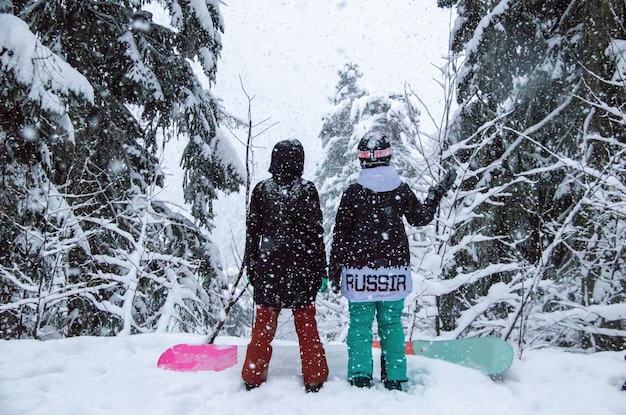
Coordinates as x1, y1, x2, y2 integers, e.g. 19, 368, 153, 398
241, 304, 329, 386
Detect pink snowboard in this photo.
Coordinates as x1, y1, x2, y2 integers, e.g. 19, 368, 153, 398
157, 343, 238, 372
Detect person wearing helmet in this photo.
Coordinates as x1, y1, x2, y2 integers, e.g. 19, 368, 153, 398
329, 130, 456, 391
242, 139, 329, 393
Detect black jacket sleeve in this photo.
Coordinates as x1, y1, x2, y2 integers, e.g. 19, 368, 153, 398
403, 183, 442, 227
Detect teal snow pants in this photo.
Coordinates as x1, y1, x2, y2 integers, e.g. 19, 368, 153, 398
346, 299, 407, 382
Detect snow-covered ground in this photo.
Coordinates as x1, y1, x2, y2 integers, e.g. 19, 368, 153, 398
1, 334, 624, 415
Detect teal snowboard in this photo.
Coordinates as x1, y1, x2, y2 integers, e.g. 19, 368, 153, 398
375, 336, 514, 376
410, 337, 514, 375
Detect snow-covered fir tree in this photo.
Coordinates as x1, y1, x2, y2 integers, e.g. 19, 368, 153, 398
437, 0, 626, 350
0, 1, 244, 339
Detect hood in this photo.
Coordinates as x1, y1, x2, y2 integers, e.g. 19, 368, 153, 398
268, 139, 305, 179
356, 165, 402, 192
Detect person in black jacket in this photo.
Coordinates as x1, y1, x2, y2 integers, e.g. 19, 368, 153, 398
329, 130, 455, 391
241, 139, 329, 393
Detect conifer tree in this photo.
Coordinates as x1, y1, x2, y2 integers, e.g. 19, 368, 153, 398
0, 1, 243, 338
437, 0, 626, 349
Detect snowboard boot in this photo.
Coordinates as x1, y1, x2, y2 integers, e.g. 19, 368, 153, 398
381, 353, 404, 391
383, 380, 403, 391
349, 376, 372, 388
305, 383, 324, 393
244, 382, 260, 391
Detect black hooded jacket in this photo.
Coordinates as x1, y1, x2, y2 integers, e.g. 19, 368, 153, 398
329, 166, 442, 288
244, 140, 327, 308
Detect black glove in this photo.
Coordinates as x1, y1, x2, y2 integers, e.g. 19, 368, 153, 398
427, 169, 457, 202
427, 185, 442, 201
439, 169, 457, 193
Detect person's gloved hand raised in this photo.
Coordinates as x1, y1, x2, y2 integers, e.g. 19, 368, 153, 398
439, 168, 457, 193
427, 168, 457, 201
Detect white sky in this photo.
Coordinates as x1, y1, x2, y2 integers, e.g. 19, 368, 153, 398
212, 0, 454, 175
